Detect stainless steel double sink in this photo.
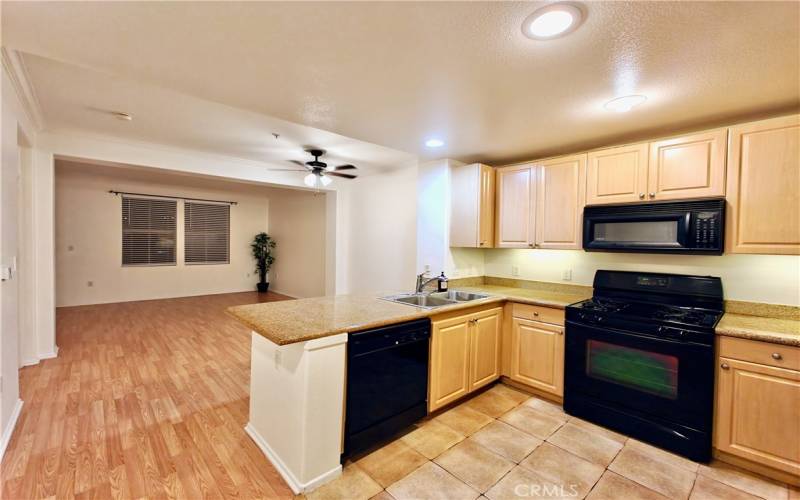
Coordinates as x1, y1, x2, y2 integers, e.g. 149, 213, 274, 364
381, 290, 491, 309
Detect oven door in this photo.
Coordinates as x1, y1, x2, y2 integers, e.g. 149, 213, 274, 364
564, 322, 714, 429
583, 212, 692, 252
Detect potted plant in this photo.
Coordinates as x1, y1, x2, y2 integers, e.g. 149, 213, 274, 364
251, 232, 276, 293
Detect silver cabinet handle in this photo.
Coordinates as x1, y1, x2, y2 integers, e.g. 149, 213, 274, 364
639, 193, 645, 199
649, 192, 656, 198
721, 363, 730, 370
772, 353, 783, 360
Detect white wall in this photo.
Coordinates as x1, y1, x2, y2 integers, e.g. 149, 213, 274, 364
484, 249, 800, 306
55, 161, 327, 306
266, 188, 328, 298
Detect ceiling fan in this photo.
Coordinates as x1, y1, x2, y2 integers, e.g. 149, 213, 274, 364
270, 149, 358, 188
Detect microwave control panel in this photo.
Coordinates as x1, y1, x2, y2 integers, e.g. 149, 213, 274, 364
693, 212, 721, 248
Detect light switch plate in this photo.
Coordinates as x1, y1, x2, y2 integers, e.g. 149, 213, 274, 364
0, 265, 11, 281
562, 269, 573, 281
511, 265, 519, 277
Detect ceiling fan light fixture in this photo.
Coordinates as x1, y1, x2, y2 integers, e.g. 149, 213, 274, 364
303, 173, 317, 187
320, 175, 333, 186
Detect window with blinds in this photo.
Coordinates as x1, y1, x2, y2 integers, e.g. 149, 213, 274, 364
122, 197, 177, 266
184, 202, 230, 265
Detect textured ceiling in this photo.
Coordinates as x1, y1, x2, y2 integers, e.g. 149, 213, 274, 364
3, 1, 799, 164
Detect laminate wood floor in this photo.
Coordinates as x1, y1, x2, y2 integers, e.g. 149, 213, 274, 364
1, 292, 296, 500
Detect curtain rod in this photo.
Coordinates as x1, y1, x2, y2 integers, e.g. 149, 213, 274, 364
108, 190, 238, 205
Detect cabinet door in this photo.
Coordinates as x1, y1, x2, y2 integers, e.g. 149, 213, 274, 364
715, 357, 800, 476
510, 317, 564, 396
647, 128, 726, 201
726, 115, 800, 255
535, 153, 587, 249
470, 308, 502, 391
451, 163, 495, 248
586, 143, 649, 205
429, 314, 472, 411
496, 165, 535, 248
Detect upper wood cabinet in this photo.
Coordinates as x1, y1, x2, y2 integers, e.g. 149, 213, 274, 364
450, 163, 496, 248
495, 154, 586, 250
648, 128, 727, 201
535, 154, 586, 249
429, 306, 502, 411
495, 164, 535, 248
726, 114, 800, 255
587, 143, 649, 205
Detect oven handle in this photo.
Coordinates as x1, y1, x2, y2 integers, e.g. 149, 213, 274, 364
566, 321, 710, 348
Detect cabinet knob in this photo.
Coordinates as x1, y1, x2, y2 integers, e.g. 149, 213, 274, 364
533, 312, 539, 317
639, 193, 645, 199
772, 352, 783, 360
721, 363, 730, 370
528, 243, 534, 247
479, 241, 484, 246
649, 192, 656, 198
558, 330, 564, 335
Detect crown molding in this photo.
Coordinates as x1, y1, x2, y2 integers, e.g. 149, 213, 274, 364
1, 48, 44, 131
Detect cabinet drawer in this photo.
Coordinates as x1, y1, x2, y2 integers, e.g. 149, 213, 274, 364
718, 336, 800, 371
511, 303, 564, 326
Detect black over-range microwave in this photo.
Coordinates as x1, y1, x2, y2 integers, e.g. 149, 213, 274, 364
582, 198, 725, 254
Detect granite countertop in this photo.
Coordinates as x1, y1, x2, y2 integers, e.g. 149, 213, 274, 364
227, 285, 590, 346
716, 313, 800, 347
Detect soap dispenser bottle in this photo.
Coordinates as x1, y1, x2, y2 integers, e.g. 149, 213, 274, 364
437, 272, 449, 292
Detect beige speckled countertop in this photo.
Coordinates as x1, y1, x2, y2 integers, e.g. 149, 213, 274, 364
227, 285, 590, 346
715, 313, 800, 347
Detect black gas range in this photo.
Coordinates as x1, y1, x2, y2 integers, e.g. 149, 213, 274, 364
564, 270, 723, 462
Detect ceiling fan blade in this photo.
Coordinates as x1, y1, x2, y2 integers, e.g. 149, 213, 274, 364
288, 160, 310, 168
267, 168, 307, 172
327, 172, 357, 179
333, 164, 357, 170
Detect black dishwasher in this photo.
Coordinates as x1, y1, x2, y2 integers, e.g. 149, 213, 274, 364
344, 318, 430, 458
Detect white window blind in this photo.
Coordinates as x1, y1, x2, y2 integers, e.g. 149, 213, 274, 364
122, 197, 177, 266
184, 202, 230, 265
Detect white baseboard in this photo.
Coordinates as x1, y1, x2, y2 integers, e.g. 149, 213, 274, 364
0, 399, 24, 463
20, 346, 58, 368
20, 357, 39, 367
244, 422, 341, 494
38, 346, 58, 360
267, 288, 300, 299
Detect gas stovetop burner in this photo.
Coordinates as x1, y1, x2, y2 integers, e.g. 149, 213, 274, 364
575, 298, 629, 314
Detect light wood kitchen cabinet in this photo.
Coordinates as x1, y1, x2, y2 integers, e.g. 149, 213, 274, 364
647, 128, 727, 201
535, 154, 587, 249
506, 303, 565, 397
495, 164, 535, 248
429, 306, 502, 411
495, 154, 586, 249
726, 114, 800, 255
715, 337, 800, 479
586, 143, 649, 205
450, 163, 496, 248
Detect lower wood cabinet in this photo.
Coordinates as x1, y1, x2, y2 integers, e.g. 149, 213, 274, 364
429, 306, 502, 411
715, 337, 800, 479
509, 317, 564, 397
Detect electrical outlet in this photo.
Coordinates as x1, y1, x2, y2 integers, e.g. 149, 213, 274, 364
511, 265, 519, 277
424, 264, 431, 273
562, 269, 573, 281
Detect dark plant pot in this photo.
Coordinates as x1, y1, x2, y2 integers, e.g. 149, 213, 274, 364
257, 282, 269, 293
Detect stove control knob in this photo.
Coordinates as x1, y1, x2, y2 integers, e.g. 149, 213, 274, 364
596, 316, 604, 323
657, 326, 664, 333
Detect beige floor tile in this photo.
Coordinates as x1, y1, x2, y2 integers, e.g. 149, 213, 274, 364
519, 442, 605, 498
522, 396, 567, 418
306, 463, 383, 500
689, 475, 762, 500
386, 461, 480, 500
434, 404, 494, 436
625, 438, 699, 472
499, 405, 566, 440
468, 421, 542, 463
401, 419, 465, 459
608, 444, 696, 499
463, 389, 519, 418
546, 422, 623, 466
485, 465, 566, 499
434, 440, 515, 493
697, 460, 789, 500
567, 416, 628, 445
586, 471, 668, 500
489, 384, 531, 404
356, 440, 428, 488
370, 491, 396, 500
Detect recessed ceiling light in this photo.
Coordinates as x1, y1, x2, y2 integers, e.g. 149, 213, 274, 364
112, 111, 133, 121
522, 3, 583, 40
604, 95, 648, 113
425, 138, 445, 148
